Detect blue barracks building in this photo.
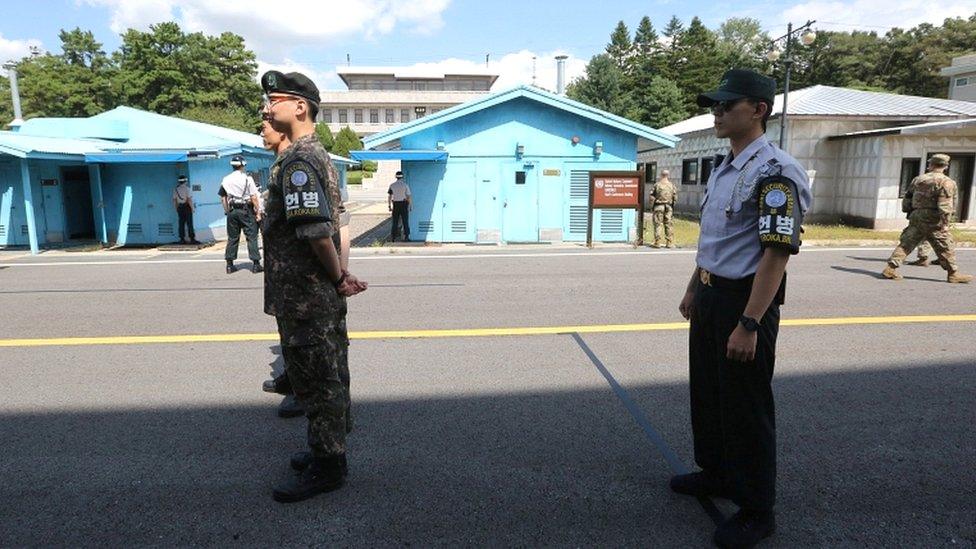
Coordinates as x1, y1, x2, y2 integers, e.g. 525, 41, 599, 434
353, 85, 678, 243
0, 106, 355, 254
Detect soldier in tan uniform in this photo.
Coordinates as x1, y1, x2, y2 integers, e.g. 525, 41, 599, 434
651, 169, 677, 248
882, 154, 972, 283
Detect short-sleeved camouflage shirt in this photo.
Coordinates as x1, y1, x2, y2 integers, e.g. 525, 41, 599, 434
910, 172, 956, 216
263, 134, 346, 320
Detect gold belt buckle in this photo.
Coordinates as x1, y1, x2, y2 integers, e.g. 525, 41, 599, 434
699, 269, 712, 286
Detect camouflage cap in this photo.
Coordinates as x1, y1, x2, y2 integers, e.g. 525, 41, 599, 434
928, 153, 950, 166
261, 70, 320, 105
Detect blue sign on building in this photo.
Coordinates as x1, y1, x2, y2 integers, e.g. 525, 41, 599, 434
353, 85, 679, 243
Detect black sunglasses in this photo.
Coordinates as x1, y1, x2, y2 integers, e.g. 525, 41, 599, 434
710, 98, 748, 115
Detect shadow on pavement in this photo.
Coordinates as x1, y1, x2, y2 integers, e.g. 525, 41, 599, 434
0, 363, 973, 547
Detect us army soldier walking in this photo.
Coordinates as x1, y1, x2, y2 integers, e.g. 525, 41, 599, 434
882, 154, 972, 283
651, 169, 677, 248
260, 70, 367, 503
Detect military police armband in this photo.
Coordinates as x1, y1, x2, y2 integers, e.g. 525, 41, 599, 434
282, 160, 331, 225
757, 175, 803, 254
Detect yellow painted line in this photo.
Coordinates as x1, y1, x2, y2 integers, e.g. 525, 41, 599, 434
1, 314, 975, 348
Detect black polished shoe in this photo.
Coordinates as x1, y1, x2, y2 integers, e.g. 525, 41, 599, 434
669, 471, 730, 499
277, 394, 305, 418
251, 261, 263, 273
226, 261, 236, 274
290, 451, 347, 477
273, 455, 345, 503
714, 508, 775, 548
262, 372, 292, 395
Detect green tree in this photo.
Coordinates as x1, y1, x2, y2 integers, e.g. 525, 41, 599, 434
674, 17, 726, 113
718, 18, 770, 72
113, 22, 261, 118
643, 76, 688, 127
566, 54, 634, 118
178, 105, 257, 133
332, 126, 362, 159
606, 21, 633, 72
315, 123, 335, 151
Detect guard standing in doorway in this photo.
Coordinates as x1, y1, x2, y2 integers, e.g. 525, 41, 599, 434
172, 175, 198, 244
674, 69, 812, 548
220, 155, 263, 274
388, 171, 412, 241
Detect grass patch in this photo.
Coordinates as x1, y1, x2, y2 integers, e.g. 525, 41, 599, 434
642, 215, 976, 246
347, 171, 363, 185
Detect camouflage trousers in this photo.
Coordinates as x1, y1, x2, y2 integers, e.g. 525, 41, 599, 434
276, 315, 351, 458
652, 204, 674, 246
913, 240, 932, 260
887, 218, 958, 272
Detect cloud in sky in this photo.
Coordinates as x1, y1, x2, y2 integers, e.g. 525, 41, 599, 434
0, 33, 44, 64
776, 0, 973, 33
82, 0, 451, 61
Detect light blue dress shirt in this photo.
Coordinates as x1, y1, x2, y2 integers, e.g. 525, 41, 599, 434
696, 134, 812, 279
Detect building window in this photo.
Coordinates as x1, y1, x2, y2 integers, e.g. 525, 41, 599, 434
385, 109, 395, 123
700, 157, 714, 185
400, 108, 410, 122
338, 109, 348, 124
515, 171, 526, 185
369, 109, 379, 124
354, 109, 363, 124
956, 77, 969, 87
899, 158, 921, 197
639, 162, 657, 183
681, 159, 698, 185
321, 109, 332, 124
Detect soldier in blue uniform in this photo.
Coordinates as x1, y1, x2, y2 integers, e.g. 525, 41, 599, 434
260, 70, 367, 503
673, 69, 812, 548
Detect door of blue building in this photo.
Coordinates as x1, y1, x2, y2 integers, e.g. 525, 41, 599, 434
501, 162, 539, 242
438, 162, 476, 242
0, 160, 25, 246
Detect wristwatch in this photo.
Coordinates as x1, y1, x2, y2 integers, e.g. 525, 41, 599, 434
334, 273, 347, 289
739, 315, 760, 332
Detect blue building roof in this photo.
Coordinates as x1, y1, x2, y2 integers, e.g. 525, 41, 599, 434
3, 106, 272, 163
363, 85, 680, 151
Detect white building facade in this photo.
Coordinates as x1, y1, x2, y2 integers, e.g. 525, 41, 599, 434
941, 53, 976, 102
319, 67, 498, 188
639, 86, 976, 229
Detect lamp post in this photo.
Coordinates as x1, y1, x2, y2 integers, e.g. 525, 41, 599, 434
766, 20, 816, 150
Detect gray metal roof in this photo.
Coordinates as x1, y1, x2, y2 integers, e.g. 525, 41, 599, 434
662, 85, 976, 136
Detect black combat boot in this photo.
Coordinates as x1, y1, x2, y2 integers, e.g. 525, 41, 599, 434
262, 372, 292, 395
277, 395, 305, 418
290, 451, 347, 477
226, 260, 236, 274
251, 261, 263, 273
273, 454, 345, 503
669, 471, 731, 499
713, 508, 775, 548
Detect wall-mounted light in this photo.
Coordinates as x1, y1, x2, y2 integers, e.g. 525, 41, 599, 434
436, 140, 445, 150
571, 135, 580, 145
516, 142, 525, 158
593, 141, 603, 157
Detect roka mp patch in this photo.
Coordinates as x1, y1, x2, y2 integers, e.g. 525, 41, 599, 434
757, 175, 803, 254
282, 160, 330, 225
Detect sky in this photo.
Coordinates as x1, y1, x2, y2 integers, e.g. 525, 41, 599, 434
0, 0, 973, 92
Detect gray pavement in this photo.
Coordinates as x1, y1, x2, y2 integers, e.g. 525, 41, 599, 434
0, 248, 974, 547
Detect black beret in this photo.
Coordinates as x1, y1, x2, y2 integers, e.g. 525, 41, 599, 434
261, 70, 321, 105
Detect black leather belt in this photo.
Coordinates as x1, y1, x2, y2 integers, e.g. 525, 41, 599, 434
230, 202, 250, 209
698, 268, 754, 291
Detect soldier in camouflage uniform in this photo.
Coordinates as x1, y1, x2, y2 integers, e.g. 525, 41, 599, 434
651, 170, 677, 248
260, 70, 367, 503
882, 154, 972, 283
